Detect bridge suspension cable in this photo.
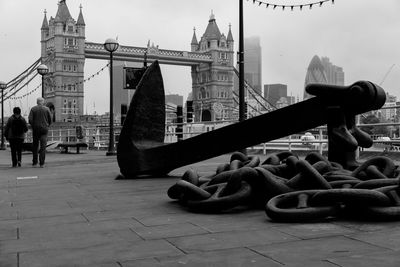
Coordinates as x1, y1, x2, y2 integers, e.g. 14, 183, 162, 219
4, 59, 42, 97
5, 58, 40, 88
4, 62, 110, 103
4, 72, 39, 101
233, 67, 276, 111
232, 91, 264, 117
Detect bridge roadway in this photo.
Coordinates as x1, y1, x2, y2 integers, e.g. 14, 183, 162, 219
85, 42, 214, 66
1, 149, 400, 266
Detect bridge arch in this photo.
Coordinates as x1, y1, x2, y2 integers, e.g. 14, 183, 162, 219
201, 110, 212, 122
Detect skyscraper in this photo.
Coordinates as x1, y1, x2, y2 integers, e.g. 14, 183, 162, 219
264, 84, 287, 107
304, 55, 344, 100
321, 57, 345, 86
244, 36, 262, 93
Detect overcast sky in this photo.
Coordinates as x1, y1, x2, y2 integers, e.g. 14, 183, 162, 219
1, 0, 399, 116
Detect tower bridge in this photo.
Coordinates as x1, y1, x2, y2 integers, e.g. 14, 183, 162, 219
4, 0, 236, 123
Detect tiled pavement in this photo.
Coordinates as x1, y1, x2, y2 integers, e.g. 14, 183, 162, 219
1, 149, 400, 266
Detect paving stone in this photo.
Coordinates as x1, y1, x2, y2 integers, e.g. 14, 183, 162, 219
348, 227, 400, 250
12, 184, 87, 202
328, 250, 400, 267
2, 150, 400, 266
122, 248, 282, 267
18, 240, 183, 267
0, 214, 87, 230
250, 236, 390, 265
18, 219, 142, 241
334, 220, 400, 232
83, 208, 154, 222
132, 222, 209, 239
192, 213, 273, 233
0, 208, 17, 221
0, 227, 17, 241
158, 247, 282, 267
167, 228, 298, 253
271, 222, 356, 239
136, 212, 210, 226
2, 227, 141, 254
0, 253, 18, 267
120, 258, 163, 267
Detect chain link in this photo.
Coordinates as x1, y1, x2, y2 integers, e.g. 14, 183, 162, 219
167, 151, 400, 221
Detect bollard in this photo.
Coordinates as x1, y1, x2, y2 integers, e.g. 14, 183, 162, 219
176, 105, 183, 141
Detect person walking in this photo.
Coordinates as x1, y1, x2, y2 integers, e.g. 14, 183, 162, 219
4, 107, 28, 167
29, 97, 52, 167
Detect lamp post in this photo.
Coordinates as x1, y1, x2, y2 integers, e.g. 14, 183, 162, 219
37, 64, 49, 98
104, 38, 119, 156
238, 0, 245, 122
0, 81, 7, 150
238, 0, 246, 155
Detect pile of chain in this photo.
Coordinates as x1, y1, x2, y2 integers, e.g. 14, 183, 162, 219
167, 151, 400, 222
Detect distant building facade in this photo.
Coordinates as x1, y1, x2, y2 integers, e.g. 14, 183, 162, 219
303, 55, 344, 100
380, 93, 397, 121
165, 94, 184, 124
165, 94, 183, 107
264, 84, 287, 107
112, 61, 140, 120
191, 12, 235, 122
321, 57, 345, 86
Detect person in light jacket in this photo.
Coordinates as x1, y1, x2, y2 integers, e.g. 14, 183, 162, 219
29, 97, 52, 167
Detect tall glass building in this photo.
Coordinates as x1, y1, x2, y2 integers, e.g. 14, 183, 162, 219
244, 36, 262, 93
303, 55, 344, 100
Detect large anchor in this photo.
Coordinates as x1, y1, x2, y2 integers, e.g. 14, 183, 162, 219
117, 61, 386, 178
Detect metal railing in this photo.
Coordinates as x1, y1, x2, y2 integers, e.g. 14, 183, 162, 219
24, 126, 122, 150
21, 118, 399, 153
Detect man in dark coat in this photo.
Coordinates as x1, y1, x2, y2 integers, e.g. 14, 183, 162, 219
29, 97, 52, 167
4, 107, 28, 167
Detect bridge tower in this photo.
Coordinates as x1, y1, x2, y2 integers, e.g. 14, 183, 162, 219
40, 0, 85, 122
191, 12, 235, 122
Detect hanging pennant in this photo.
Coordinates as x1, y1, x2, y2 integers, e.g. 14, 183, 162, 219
252, 0, 333, 11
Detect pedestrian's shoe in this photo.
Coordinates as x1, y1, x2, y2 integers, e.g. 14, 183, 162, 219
32, 163, 38, 167
40, 165, 44, 168
17, 162, 21, 167
12, 164, 17, 168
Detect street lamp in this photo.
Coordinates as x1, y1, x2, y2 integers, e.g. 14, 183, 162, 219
238, 0, 245, 122
104, 38, 119, 156
0, 81, 7, 150
37, 64, 49, 98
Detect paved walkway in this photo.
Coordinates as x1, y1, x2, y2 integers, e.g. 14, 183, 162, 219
1, 148, 400, 266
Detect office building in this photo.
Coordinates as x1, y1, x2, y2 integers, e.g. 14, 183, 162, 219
321, 57, 345, 86
112, 61, 141, 120
165, 94, 183, 107
304, 55, 345, 100
264, 84, 287, 107
381, 93, 397, 121
244, 36, 262, 93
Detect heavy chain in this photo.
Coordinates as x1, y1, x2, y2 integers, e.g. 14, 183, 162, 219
167, 151, 400, 221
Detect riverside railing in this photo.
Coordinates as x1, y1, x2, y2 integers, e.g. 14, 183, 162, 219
20, 118, 399, 153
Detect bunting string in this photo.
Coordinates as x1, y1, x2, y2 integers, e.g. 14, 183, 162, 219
7, 63, 110, 101
248, 0, 334, 11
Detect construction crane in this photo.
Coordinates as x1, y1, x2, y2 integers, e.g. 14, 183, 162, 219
379, 64, 395, 86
